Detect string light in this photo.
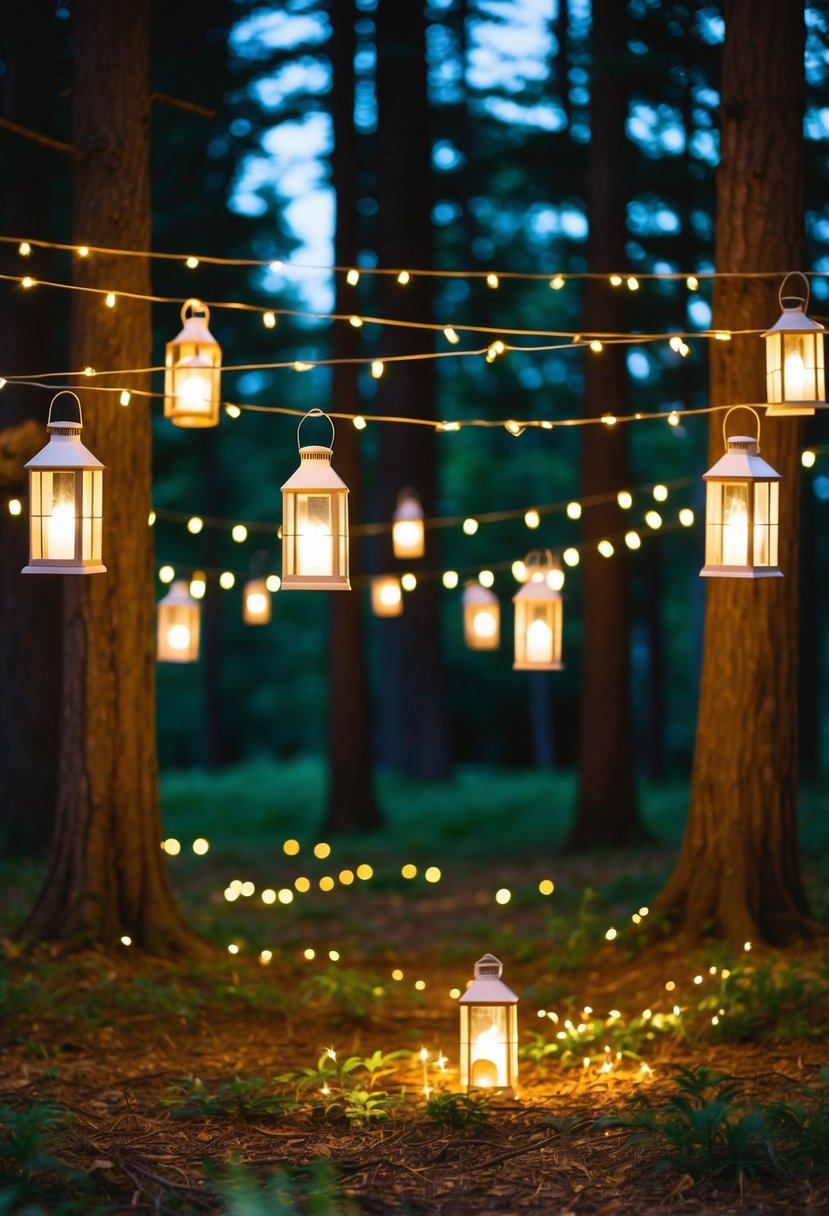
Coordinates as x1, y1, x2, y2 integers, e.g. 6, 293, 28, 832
401, 572, 417, 591
189, 571, 206, 599
18, 241, 31, 256
187, 516, 203, 534
442, 570, 459, 589
645, 510, 663, 529
524, 509, 540, 529
119, 390, 131, 406
371, 360, 384, 379
349, 316, 363, 328
346, 269, 360, 286
563, 547, 579, 567
397, 271, 410, 285
625, 531, 641, 549
219, 571, 235, 589
231, 524, 248, 543
679, 508, 694, 527
652, 484, 668, 502
598, 540, 614, 557
77, 245, 89, 258
478, 569, 495, 588
610, 274, 623, 287
566, 502, 582, 520
21, 276, 34, 289
801, 450, 816, 468
550, 276, 564, 290
159, 564, 175, 583
353, 415, 367, 430
8, 498, 22, 516
263, 311, 276, 329
462, 518, 478, 535
185, 256, 199, 269
687, 275, 699, 291
617, 490, 633, 509
105, 292, 116, 308
486, 273, 499, 289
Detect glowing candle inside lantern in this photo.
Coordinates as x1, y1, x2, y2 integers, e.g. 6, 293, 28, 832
47, 500, 75, 560
526, 616, 552, 663
167, 623, 191, 651
298, 522, 333, 576
784, 348, 806, 400
470, 1023, 507, 1088
176, 358, 213, 414
246, 592, 267, 617
392, 519, 423, 556
473, 609, 497, 639
722, 492, 748, 566
380, 582, 402, 608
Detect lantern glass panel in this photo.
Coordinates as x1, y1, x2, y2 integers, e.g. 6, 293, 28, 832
392, 518, 424, 559
296, 493, 334, 577
468, 1005, 509, 1089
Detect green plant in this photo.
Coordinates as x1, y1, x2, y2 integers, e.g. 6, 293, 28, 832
425, 1091, 490, 1130
695, 959, 829, 1043
0, 1104, 93, 1213
214, 1159, 358, 1215
162, 1075, 294, 1119
296, 966, 384, 1021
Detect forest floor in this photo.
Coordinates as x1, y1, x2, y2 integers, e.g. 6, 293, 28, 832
1, 761, 828, 1215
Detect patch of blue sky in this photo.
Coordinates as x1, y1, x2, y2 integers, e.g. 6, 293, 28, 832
805, 107, 829, 141
627, 103, 685, 159
481, 96, 566, 130
253, 60, 329, 111
690, 129, 718, 164
694, 9, 724, 44
627, 350, 651, 381
433, 140, 465, 172
467, 0, 553, 92
231, 9, 328, 57
628, 200, 680, 238
688, 298, 712, 329
433, 201, 462, 226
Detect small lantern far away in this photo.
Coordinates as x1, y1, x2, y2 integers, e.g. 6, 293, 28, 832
392, 488, 425, 559
243, 577, 272, 625
513, 549, 563, 670
372, 575, 403, 617
701, 406, 782, 579
164, 298, 222, 428
157, 580, 201, 662
459, 954, 519, 1096
764, 272, 825, 416
22, 391, 105, 575
281, 409, 350, 590
463, 582, 500, 649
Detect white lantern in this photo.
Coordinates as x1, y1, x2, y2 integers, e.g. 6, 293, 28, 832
701, 407, 782, 579
371, 575, 404, 617
157, 580, 201, 661
164, 298, 222, 428
459, 954, 519, 1096
392, 488, 425, 559
764, 273, 825, 416
281, 409, 350, 590
243, 577, 272, 625
22, 391, 105, 575
513, 550, 563, 670
463, 583, 500, 650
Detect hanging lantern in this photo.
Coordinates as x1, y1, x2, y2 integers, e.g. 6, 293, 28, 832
459, 954, 519, 1096
463, 583, 500, 649
701, 407, 782, 579
22, 391, 105, 575
763, 272, 825, 416
281, 409, 350, 590
243, 577, 272, 625
157, 580, 201, 661
371, 575, 403, 617
164, 298, 222, 428
513, 549, 563, 670
392, 488, 425, 559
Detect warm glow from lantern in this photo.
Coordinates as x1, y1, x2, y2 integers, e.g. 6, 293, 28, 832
701, 410, 782, 578
526, 617, 552, 663
392, 489, 425, 558
459, 954, 519, 1096
372, 576, 403, 617
164, 299, 221, 428
473, 610, 497, 638
167, 624, 191, 651
47, 501, 75, 560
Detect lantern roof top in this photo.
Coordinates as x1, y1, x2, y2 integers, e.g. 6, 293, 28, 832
513, 574, 561, 603
462, 582, 498, 606
763, 305, 824, 337
159, 580, 199, 607
170, 301, 220, 349
25, 422, 105, 471
704, 436, 781, 482
459, 953, 519, 1005
393, 488, 424, 521
281, 446, 348, 493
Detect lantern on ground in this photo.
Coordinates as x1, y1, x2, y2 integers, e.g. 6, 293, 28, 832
281, 409, 350, 590
22, 391, 105, 575
513, 550, 563, 670
763, 272, 825, 416
372, 575, 403, 617
392, 488, 425, 559
459, 954, 519, 1095
243, 577, 272, 625
157, 581, 201, 661
164, 298, 222, 428
463, 583, 500, 649
701, 407, 782, 579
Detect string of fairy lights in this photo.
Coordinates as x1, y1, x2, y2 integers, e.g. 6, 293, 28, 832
3, 233, 826, 668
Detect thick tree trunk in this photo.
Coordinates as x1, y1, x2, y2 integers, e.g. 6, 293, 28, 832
374, 0, 452, 779
0, 0, 62, 853
568, 0, 643, 848
21, 0, 209, 957
655, 0, 814, 946
324, 0, 382, 833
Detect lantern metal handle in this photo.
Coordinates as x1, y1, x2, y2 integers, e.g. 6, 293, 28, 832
778, 271, 810, 313
181, 297, 210, 324
721, 405, 761, 452
524, 547, 555, 572
296, 407, 335, 452
46, 390, 83, 427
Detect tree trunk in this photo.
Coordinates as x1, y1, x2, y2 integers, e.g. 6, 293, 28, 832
0, 0, 62, 854
373, 0, 452, 779
324, 0, 382, 833
568, 0, 643, 849
654, 0, 814, 946
21, 0, 210, 957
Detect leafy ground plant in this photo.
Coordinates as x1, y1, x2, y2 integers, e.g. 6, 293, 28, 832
162, 1075, 295, 1119
0, 1104, 97, 1213
214, 1159, 358, 1215
425, 1091, 491, 1130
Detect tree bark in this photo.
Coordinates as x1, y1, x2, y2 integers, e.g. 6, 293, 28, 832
654, 0, 814, 946
324, 0, 382, 832
0, 0, 62, 853
373, 0, 452, 779
21, 0, 210, 957
568, 0, 643, 849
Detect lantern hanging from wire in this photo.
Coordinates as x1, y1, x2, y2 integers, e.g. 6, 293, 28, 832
392, 488, 425, 559
243, 577, 272, 625
763, 272, 825, 416
22, 391, 105, 575
513, 549, 563, 670
701, 406, 782, 579
281, 409, 350, 590
458, 954, 519, 1096
463, 582, 500, 649
372, 575, 404, 617
164, 298, 222, 428
157, 580, 201, 661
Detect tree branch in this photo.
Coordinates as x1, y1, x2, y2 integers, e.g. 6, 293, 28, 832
0, 115, 73, 154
